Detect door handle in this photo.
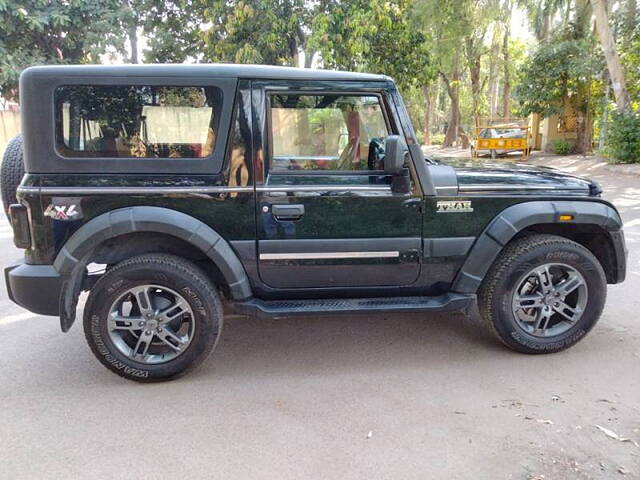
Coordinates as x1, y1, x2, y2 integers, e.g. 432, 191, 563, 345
271, 204, 305, 221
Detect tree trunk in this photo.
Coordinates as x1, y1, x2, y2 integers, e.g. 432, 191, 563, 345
469, 58, 482, 127
124, 0, 138, 64
487, 32, 500, 119
575, 110, 594, 154
599, 73, 611, 150
304, 50, 314, 68
592, 0, 632, 111
564, 0, 572, 27
540, 13, 550, 41
584, 109, 594, 153
501, 24, 511, 119
625, 0, 637, 48
288, 36, 299, 66
129, 24, 138, 63
442, 71, 461, 147
422, 85, 432, 145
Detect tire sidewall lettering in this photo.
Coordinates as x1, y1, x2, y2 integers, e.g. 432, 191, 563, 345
90, 314, 150, 378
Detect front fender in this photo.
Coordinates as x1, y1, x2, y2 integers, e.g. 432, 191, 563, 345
451, 200, 623, 294
54, 206, 252, 332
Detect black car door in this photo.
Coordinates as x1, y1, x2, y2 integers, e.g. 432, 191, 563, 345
252, 80, 423, 290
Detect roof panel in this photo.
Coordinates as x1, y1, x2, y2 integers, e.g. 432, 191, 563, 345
22, 63, 388, 82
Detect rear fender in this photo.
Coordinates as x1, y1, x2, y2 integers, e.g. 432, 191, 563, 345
54, 206, 252, 332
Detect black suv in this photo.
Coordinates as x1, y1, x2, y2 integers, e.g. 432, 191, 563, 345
3, 65, 627, 381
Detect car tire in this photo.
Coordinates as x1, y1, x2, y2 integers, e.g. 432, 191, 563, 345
1, 135, 24, 218
479, 234, 606, 354
83, 254, 223, 382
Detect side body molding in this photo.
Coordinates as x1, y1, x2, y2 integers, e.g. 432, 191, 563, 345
54, 206, 252, 332
451, 200, 623, 294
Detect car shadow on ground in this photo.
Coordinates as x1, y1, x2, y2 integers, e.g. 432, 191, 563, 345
4, 308, 515, 387
187, 311, 511, 382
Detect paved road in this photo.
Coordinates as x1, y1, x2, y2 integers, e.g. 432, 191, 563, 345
1, 157, 638, 479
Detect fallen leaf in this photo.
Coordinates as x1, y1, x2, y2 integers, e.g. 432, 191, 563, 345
366, 430, 372, 439
595, 425, 640, 448
536, 419, 555, 425
597, 425, 621, 439
618, 466, 629, 475
551, 395, 561, 401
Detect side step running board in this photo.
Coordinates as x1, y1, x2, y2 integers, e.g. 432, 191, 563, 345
232, 293, 475, 319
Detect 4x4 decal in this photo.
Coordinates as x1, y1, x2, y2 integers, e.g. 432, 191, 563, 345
44, 198, 82, 221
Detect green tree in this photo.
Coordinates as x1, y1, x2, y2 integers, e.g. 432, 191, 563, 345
0, 0, 131, 101
592, 0, 631, 111
515, 31, 603, 153
521, 0, 563, 41
139, 0, 433, 91
139, 0, 314, 65
310, 0, 433, 92
199, 0, 311, 65
622, 35, 640, 104
413, 0, 468, 146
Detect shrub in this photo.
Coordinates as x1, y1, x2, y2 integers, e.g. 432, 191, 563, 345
605, 110, 640, 164
430, 133, 445, 145
552, 139, 573, 155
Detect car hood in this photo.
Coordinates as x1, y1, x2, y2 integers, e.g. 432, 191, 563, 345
436, 158, 598, 195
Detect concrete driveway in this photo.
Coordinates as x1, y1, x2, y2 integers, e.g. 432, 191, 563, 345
1, 157, 638, 479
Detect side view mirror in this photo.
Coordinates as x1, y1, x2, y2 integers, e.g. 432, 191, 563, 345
384, 135, 408, 176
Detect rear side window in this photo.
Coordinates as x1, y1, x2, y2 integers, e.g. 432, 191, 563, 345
54, 85, 222, 158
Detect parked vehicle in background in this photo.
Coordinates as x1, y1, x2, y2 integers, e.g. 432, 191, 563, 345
2, 64, 627, 381
471, 120, 532, 159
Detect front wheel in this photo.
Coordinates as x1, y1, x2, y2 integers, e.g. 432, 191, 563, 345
83, 254, 222, 382
479, 234, 606, 354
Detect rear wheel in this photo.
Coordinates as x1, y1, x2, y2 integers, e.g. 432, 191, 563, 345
1, 135, 24, 218
83, 254, 222, 382
479, 234, 606, 353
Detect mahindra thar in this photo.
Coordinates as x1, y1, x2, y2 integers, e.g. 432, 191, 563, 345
2, 65, 627, 381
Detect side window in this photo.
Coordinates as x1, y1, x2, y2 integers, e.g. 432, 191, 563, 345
269, 94, 389, 172
55, 85, 222, 158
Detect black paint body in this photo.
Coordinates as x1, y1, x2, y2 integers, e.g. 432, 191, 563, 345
5, 65, 627, 328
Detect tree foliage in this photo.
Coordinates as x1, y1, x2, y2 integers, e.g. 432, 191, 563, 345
515, 27, 602, 153
311, 0, 434, 91
621, 31, 640, 106
605, 109, 640, 163
199, 0, 311, 65
515, 34, 601, 118
0, 0, 131, 101
2, 0, 639, 158
140, 0, 433, 92
138, 0, 204, 63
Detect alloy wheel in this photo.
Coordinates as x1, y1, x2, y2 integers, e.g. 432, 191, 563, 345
107, 284, 195, 364
511, 263, 588, 338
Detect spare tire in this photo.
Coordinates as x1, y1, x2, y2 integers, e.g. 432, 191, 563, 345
1, 135, 25, 218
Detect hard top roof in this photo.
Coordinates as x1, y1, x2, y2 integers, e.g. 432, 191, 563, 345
21, 63, 389, 82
